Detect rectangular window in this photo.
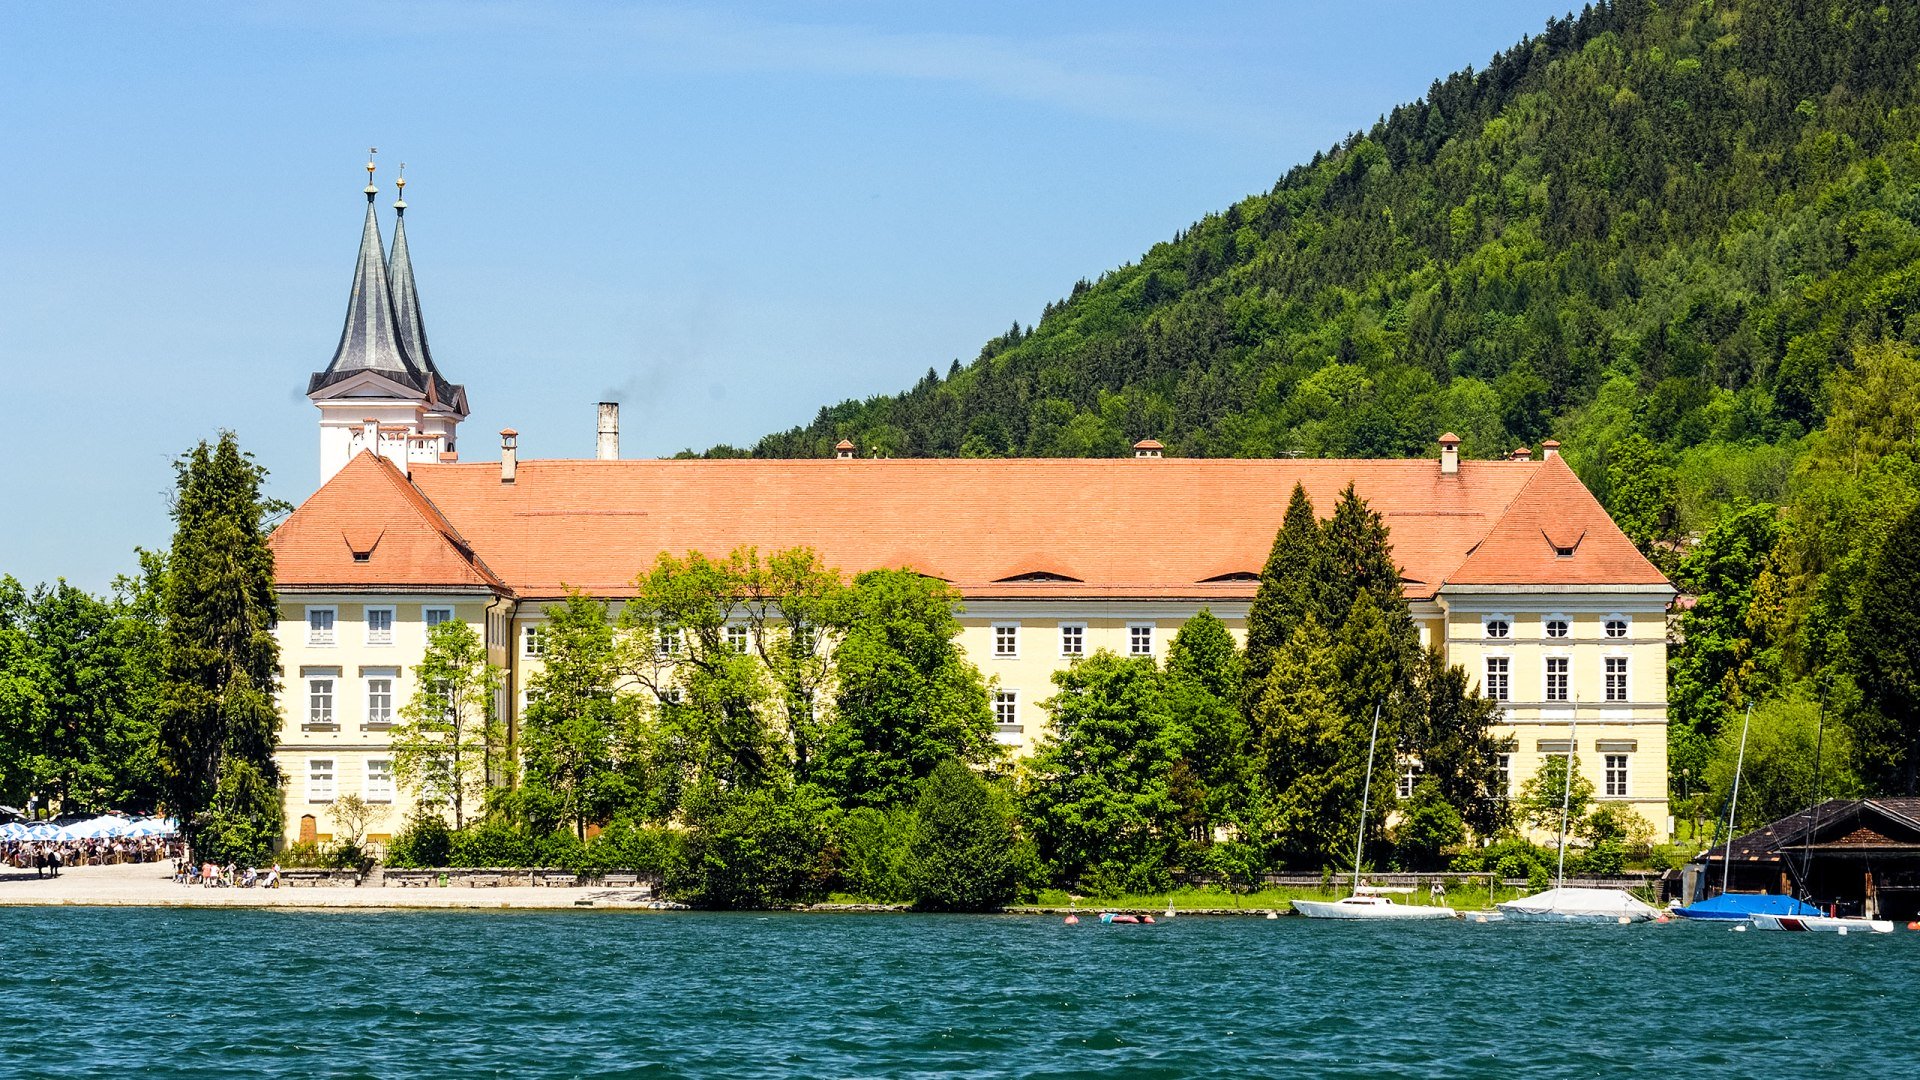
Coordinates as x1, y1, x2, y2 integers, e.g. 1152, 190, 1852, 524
725, 625, 750, 654
307, 678, 335, 726
1397, 762, 1421, 799
993, 623, 1019, 658
365, 759, 395, 803
993, 690, 1019, 729
523, 624, 544, 658
1604, 754, 1629, 797
307, 607, 336, 646
1605, 657, 1629, 702
1059, 623, 1085, 658
424, 606, 454, 630
308, 758, 335, 803
365, 606, 394, 645
656, 628, 679, 660
1128, 623, 1154, 657
1485, 657, 1510, 702
365, 676, 393, 727
1545, 656, 1569, 702
1497, 754, 1513, 797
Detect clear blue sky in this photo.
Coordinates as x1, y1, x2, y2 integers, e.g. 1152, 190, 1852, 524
2, 1, 1577, 591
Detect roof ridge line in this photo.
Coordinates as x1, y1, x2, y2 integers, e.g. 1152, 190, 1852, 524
363, 452, 510, 593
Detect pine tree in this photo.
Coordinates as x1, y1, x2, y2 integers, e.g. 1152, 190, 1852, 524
1162, 609, 1248, 838
1249, 619, 1370, 867
1848, 501, 1920, 793
156, 433, 284, 863
1244, 483, 1324, 702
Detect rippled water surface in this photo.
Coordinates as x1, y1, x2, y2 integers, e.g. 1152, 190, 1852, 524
0, 908, 1909, 1077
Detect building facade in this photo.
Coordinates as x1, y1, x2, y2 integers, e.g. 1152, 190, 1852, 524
268, 183, 1674, 848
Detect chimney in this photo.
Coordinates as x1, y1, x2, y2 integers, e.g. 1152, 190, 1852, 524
835, 439, 856, 460
379, 425, 410, 476
361, 417, 379, 457
1511, 446, 1533, 462
1438, 432, 1460, 475
1133, 439, 1165, 459
501, 429, 518, 484
1541, 439, 1561, 460
597, 402, 619, 461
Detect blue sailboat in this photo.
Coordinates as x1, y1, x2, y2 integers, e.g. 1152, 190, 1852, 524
1671, 892, 1821, 921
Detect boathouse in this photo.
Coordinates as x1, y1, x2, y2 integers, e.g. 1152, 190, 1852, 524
1692, 798, 1920, 921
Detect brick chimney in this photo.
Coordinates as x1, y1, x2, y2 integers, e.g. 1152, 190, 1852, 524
1541, 439, 1561, 460
1439, 432, 1460, 475
597, 402, 619, 461
501, 429, 518, 484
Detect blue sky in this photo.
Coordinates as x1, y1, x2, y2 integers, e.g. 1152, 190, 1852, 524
2, 1, 1577, 590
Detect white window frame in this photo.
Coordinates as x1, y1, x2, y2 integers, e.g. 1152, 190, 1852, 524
1483, 615, 1512, 640
1544, 656, 1569, 702
1603, 614, 1630, 639
655, 628, 680, 661
725, 624, 750, 654
1484, 656, 1510, 702
365, 758, 395, 803
306, 606, 337, 647
1127, 622, 1154, 657
1397, 761, 1421, 799
523, 624, 545, 658
1604, 754, 1629, 798
993, 690, 1020, 729
1059, 622, 1087, 659
1543, 615, 1570, 640
307, 676, 336, 727
1496, 753, 1513, 797
363, 605, 395, 646
1604, 656, 1629, 702
364, 669, 397, 728
992, 622, 1020, 658
307, 758, 336, 803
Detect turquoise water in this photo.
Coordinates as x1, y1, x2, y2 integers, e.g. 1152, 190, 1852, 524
0, 910, 1908, 1077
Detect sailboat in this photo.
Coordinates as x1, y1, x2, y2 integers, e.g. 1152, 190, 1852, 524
1497, 705, 1656, 924
1293, 703, 1458, 921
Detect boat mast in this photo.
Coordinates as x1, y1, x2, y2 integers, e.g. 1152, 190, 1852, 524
1798, 694, 1828, 902
1353, 701, 1383, 896
1722, 702, 1753, 898
1554, 706, 1579, 888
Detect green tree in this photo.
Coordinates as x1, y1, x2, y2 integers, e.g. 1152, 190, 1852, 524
518, 592, 645, 837
1669, 502, 1783, 783
1704, 695, 1862, 832
1848, 501, 1920, 793
155, 433, 284, 864
390, 619, 505, 829
1393, 778, 1465, 870
1405, 646, 1513, 839
1605, 434, 1682, 569
1516, 753, 1594, 836
1160, 610, 1248, 840
669, 782, 835, 908
0, 578, 50, 809
1021, 651, 1181, 893
906, 760, 1023, 911
1249, 620, 1369, 868
1243, 483, 1324, 700
817, 569, 996, 808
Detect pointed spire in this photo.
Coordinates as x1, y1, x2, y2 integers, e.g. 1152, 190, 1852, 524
385, 165, 468, 417
310, 151, 425, 395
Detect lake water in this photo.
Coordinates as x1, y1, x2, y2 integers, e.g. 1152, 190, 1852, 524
0, 908, 1908, 1077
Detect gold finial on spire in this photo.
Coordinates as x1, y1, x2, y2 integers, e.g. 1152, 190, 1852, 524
394, 161, 408, 211
364, 147, 379, 197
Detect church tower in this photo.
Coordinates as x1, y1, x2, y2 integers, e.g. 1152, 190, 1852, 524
308, 155, 469, 483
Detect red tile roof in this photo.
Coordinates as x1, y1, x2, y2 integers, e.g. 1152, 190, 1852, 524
269, 451, 1669, 600
268, 452, 505, 593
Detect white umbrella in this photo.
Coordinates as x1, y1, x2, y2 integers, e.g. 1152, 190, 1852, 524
69, 816, 124, 839
0, 823, 27, 840
25, 823, 59, 841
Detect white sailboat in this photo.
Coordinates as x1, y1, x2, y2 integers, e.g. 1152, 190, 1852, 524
1293, 703, 1458, 921
1497, 705, 1655, 924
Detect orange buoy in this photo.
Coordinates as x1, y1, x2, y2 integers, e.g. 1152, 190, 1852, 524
1141, 915, 1155, 924
1907, 921, 1919, 931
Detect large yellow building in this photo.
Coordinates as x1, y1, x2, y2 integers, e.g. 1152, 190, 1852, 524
268, 179, 1674, 847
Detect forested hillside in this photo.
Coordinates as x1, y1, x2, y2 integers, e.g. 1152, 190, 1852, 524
726, 0, 1920, 801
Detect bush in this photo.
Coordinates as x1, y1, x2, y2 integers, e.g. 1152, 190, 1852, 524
668, 784, 835, 909
385, 813, 453, 868
449, 820, 536, 867
1452, 836, 1554, 884
583, 817, 675, 874
906, 761, 1022, 912
836, 806, 916, 902
1392, 780, 1465, 870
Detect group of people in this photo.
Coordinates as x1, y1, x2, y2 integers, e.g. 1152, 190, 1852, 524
175, 859, 279, 889
3, 837, 177, 875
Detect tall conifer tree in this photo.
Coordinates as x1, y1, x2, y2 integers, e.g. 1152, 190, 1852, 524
1244, 484, 1325, 703
156, 433, 283, 862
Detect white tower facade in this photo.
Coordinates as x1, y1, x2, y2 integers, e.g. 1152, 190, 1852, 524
309, 159, 468, 483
